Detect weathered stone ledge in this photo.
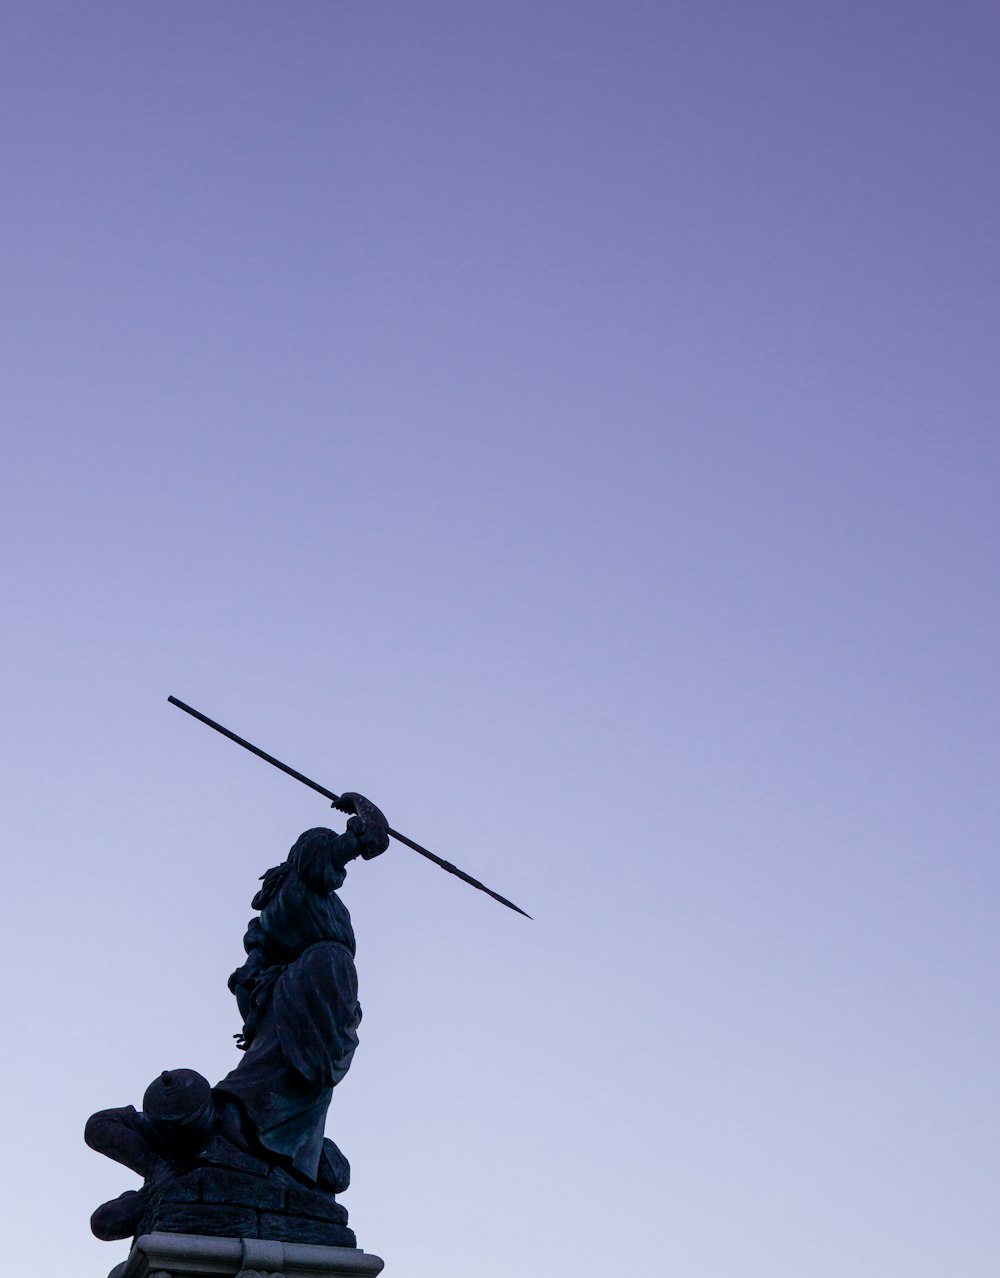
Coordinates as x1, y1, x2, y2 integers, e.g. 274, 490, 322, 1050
109, 1231, 384, 1278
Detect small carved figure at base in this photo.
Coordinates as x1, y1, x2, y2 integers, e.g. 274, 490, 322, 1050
86, 1068, 355, 1247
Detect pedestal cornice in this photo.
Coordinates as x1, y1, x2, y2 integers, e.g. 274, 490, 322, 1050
109, 1231, 384, 1278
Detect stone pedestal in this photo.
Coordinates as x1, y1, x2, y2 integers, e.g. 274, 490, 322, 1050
108, 1232, 384, 1278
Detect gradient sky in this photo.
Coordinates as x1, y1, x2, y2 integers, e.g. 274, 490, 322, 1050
3, 3, 999, 1275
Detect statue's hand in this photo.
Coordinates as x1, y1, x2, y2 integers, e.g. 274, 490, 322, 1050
334, 792, 390, 859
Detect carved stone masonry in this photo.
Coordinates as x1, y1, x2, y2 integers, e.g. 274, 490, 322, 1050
109, 1232, 384, 1278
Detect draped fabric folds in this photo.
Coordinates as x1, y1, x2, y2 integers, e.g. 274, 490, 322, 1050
217, 939, 360, 1183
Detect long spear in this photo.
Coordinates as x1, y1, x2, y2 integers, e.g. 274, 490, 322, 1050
167, 695, 532, 920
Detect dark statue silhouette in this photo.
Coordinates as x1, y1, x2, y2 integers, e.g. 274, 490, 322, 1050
86, 793, 390, 1249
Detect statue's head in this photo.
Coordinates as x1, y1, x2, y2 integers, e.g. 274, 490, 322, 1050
142, 1068, 215, 1157
290, 827, 338, 856
288, 827, 350, 887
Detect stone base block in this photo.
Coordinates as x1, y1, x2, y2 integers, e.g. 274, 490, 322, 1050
135, 1166, 354, 1249
108, 1231, 384, 1278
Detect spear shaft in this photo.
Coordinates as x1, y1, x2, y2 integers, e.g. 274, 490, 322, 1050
167, 695, 532, 920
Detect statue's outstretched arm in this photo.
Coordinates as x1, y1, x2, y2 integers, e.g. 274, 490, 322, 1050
84, 1106, 158, 1178
333, 792, 390, 861
289, 796, 389, 892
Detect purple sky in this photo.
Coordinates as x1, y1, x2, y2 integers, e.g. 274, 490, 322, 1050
4, 3, 999, 1275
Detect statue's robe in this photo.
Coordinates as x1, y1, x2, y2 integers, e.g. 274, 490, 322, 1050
215, 828, 364, 1184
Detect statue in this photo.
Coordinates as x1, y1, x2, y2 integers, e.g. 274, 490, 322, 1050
85, 793, 389, 1249
86, 698, 529, 1257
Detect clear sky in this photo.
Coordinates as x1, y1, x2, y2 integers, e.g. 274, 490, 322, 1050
3, 3, 998, 1275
